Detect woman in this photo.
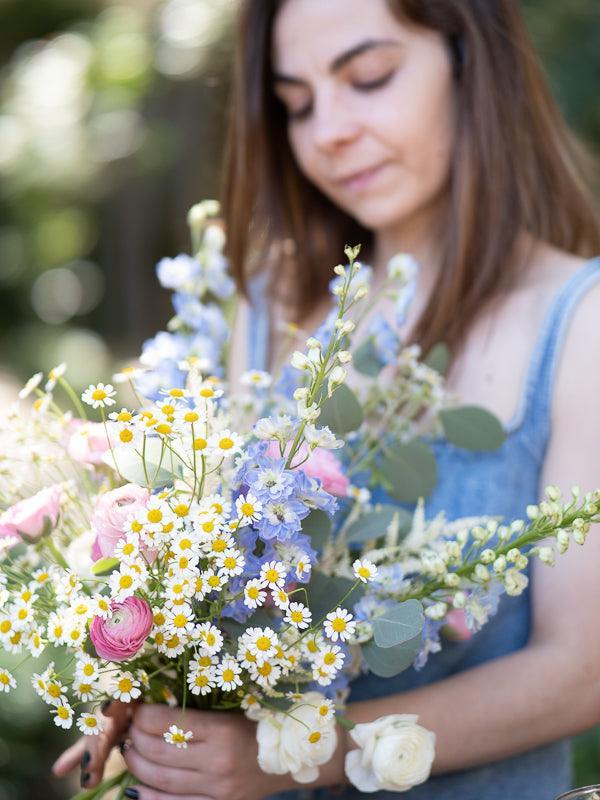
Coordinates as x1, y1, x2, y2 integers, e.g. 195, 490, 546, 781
53, 1, 600, 798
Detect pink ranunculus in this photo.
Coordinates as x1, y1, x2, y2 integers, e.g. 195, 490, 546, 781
0, 484, 62, 542
267, 442, 349, 497
90, 596, 153, 661
443, 609, 473, 642
91, 484, 149, 560
67, 420, 110, 465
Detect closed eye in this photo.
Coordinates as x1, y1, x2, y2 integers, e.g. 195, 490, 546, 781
285, 71, 396, 123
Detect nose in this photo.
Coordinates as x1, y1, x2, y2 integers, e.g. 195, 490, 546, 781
311, 88, 361, 153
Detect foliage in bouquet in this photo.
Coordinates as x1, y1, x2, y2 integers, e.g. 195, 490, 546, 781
1, 204, 598, 798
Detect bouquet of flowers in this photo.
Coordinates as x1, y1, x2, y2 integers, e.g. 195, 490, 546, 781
1, 203, 597, 798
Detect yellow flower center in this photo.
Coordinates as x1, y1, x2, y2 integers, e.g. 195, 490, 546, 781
211, 537, 226, 551
195, 674, 209, 687
92, 388, 107, 401
169, 388, 184, 397
84, 717, 98, 729
117, 410, 133, 422
48, 683, 62, 698
256, 636, 271, 651
174, 504, 189, 517
21, 589, 32, 602
57, 706, 70, 719
120, 429, 133, 443
223, 556, 236, 570
122, 543, 135, 556
308, 731, 321, 744
147, 509, 163, 524
257, 662, 272, 677
219, 437, 234, 450
119, 575, 133, 589
198, 655, 212, 667
172, 614, 187, 629
154, 612, 165, 626
247, 586, 259, 599
265, 569, 279, 583
199, 388, 214, 398
208, 575, 221, 588
241, 502, 254, 516
358, 566, 370, 579
291, 610, 304, 623
323, 653, 336, 665
0, 674, 10, 685
172, 732, 186, 743
222, 668, 234, 682
83, 664, 94, 677
118, 678, 133, 693
0, 620, 11, 633
79, 683, 92, 694
155, 423, 172, 435
184, 411, 199, 423
332, 618, 346, 632
193, 437, 207, 451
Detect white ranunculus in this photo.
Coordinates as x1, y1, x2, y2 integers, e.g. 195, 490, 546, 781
256, 691, 338, 783
345, 714, 435, 793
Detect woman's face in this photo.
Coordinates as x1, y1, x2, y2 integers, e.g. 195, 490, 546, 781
272, 0, 456, 236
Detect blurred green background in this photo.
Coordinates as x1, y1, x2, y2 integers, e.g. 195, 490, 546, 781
0, 0, 598, 797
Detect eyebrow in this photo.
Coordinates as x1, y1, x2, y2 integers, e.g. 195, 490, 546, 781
273, 38, 401, 86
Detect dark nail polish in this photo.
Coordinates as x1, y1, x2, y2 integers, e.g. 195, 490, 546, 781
80, 750, 91, 768
80, 772, 90, 788
119, 739, 130, 754
124, 789, 139, 799
101, 700, 112, 713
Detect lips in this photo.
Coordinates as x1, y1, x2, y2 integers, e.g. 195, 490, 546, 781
335, 162, 389, 191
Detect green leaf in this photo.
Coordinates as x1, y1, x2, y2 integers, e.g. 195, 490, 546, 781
102, 437, 179, 489
381, 440, 437, 503
353, 337, 384, 377
360, 600, 424, 677
439, 406, 506, 451
424, 342, 450, 376
318, 384, 364, 436
307, 570, 364, 622
91, 557, 120, 576
371, 600, 424, 648
301, 509, 332, 550
361, 633, 422, 677
345, 505, 412, 544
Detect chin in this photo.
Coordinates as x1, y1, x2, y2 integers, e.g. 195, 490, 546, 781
342, 195, 413, 234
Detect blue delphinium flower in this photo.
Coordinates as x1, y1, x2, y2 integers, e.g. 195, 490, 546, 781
156, 254, 201, 292
367, 315, 400, 365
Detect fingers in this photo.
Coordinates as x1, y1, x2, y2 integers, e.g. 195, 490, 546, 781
123, 744, 202, 795
133, 704, 220, 740
124, 787, 213, 800
52, 738, 86, 776
129, 726, 205, 770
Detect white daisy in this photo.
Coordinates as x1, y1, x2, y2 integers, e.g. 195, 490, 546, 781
19, 372, 43, 399
207, 429, 244, 458
235, 493, 263, 525
314, 698, 335, 724
215, 547, 245, 577
76, 655, 100, 683
244, 627, 279, 662
240, 370, 272, 389
284, 602, 312, 630
0, 668, 16, 692
259, 560, 287, 589
194, 622, 223, 655
112, 672, 141, 702
271, 586, 290, 611
243, 579, 266, 609
187, 667, 216, 696
81, 382, 116, 409
316, 644, 345, 674
163, 725, 193, 748
324, 608, 356, 643
53, 702, 74, 729
76, 712, 104, 736
215, 657, 243, 692
353, 558, 378, 583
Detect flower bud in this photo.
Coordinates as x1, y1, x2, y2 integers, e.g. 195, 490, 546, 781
291, 351, 310, 371
354, 286, 368, 300
333, 264, 346, 277
337, 350, 352, 363
293, 387, 309, 401
453, 591, 467, 608
493, 555, 507, 574
526, 504, 539, 520
537, 546, 555, 566
306, 337, 322, 349
545, 485, 561, 503
556, 530, 570, 553
327, 366, 346, 398
425, 602, 447, 620
335, 320, 355, 334
444, 572, 460, 588
474, 564, 490, 582
480, 549, 496, 564
573, 529, 586, 545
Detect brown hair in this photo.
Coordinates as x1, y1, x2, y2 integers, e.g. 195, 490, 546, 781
221, 0, 600, 357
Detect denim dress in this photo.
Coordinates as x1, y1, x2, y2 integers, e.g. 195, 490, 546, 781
247, 258, 600, 799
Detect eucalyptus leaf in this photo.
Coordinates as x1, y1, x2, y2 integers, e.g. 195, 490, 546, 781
91, 557, 120, 576
307, 570, 364, 622
353, 337, 384, 377
102, 437, 181, 489
346, 505, 411, 544
440, 406, 506, 451
301, 509, 332, 550
361, 633, 422, 677
381, 440, 437, 503
318, 384, 364, 436
371, 599, 424, 648
424, 342, 450, 376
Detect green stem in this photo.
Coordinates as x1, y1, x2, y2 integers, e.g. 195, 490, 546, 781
58, 377, 88, 420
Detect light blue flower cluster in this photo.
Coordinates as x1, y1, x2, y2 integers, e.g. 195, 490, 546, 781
135, 230, 235, 401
